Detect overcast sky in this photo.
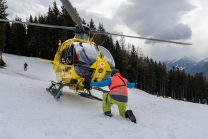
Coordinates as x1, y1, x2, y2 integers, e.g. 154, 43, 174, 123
5, 0, 208, 62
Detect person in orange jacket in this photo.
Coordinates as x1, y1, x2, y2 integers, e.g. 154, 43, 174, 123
90, 69, 136, 123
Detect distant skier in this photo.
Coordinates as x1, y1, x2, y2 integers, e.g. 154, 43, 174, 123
156, 92, 159, 97
24, 62, 28, 71
89, 69, 137, 123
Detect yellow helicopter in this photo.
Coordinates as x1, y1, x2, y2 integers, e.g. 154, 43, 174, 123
0, 0, 192, 101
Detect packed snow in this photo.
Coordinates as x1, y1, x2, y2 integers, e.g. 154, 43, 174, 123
0, 53, 207, 139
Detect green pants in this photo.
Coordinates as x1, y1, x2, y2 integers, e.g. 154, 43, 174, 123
102, 92, 127, 118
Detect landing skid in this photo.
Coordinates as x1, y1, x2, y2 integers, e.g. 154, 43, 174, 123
46, 80, 69, 99
79, 89, 102, 101
46, 81, 102, 101
93, 87, 109, 93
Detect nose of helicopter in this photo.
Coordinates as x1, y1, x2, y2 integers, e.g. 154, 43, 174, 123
90, 56, 111, 82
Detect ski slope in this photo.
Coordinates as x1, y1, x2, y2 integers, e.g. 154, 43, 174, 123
0, 53, 207, 139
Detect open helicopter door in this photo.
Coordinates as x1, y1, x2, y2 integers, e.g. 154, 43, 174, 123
73, 42, 98, 90
73, 42, 98, 79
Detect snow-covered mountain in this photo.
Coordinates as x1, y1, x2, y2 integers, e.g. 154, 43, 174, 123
164, 55, 199, 72
188, 57, 208, 77
0, 53, 208, 139
164, 55, 208, 78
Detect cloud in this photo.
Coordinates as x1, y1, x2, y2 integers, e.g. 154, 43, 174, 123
7, 0, 48, 21
145, 23, 192, 44
116, 0, 195, 44
141, 43, 193, 62
69, 0, 127, 32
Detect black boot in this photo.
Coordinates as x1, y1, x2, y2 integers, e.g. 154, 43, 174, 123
125, 110, 136, 123
104, 111, 112, 117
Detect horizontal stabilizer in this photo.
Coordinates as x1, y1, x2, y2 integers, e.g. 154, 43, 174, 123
37, 58, 55, 63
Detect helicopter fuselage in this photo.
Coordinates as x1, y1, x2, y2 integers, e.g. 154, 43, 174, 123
53, 38, 114, 91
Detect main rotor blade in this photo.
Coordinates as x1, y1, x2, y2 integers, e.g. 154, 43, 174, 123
90, 30, 192, 45
60, 0, 84, 32
0, 19, 76, 31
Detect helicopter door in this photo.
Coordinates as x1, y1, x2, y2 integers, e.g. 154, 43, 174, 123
72, 42, 98, 78
73, 42, 98, 65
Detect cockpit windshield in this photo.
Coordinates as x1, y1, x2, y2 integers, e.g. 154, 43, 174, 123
98, 46, 115, 69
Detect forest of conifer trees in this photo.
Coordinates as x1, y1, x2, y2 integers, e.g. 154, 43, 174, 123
0, 0, 208, 103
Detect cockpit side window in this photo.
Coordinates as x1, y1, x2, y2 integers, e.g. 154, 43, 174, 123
60, 48, 66, 64
60, 45, 73, 65
60, 43, 80, 65
67, 46, 72, 64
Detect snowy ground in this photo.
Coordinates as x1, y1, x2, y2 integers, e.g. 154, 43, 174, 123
0, 53, 207, 139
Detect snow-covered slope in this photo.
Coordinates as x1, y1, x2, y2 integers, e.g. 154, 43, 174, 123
0, 53, 208, 139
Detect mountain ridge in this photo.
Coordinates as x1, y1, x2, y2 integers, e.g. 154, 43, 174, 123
164, 55, 208, 77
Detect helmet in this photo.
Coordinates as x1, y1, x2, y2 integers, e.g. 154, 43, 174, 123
111, 69, 120, 76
